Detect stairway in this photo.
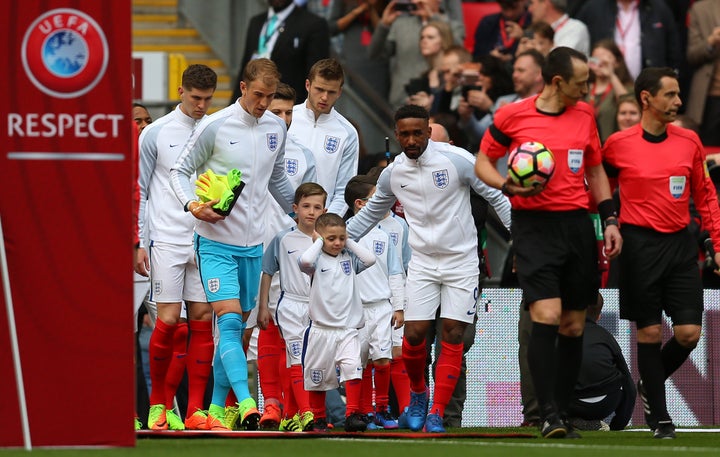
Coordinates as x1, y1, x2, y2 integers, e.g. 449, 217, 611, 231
131, 0, 233, 111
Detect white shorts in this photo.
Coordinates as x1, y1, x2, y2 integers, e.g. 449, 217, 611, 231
149, 241, 206, 304
246, 326, 259, 362
359, 300, 393, 363
392, 324, 403, 348
276, 294, 310, 367
405, 261, 479, 324
133, 273, 150, 332
303, 325, 363, 391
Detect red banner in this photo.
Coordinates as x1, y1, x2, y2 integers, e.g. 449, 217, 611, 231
1, 1, 134, 447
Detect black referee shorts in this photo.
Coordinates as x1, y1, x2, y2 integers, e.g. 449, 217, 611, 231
512, 209, 598, 310
618, 224, 703, 328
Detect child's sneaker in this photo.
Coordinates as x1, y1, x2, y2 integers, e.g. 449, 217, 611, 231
166, 409, 185, 430
148, 404, 168, 430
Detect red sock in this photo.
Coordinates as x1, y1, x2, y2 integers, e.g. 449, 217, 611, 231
164, 322, 188, 409
309, 390, 326, 418
391, 357, 410, 411
373, 363, 391, 412
402, 338, 427, 393
290, 364, 310, 414
225, 390, 238, 408
258, 320, 282, 402
431, 341, 463, 417
360, 364, 374, 414
149, 319, 176, 405
345, 378, 362, 416
281, 360, 298, 417
186, 320, 213, 414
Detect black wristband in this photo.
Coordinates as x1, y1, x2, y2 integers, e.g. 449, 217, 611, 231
501, 182, 514, 196
597, 199, 618, 221
603, 218, 619, 230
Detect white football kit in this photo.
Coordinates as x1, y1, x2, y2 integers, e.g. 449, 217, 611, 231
377, 213, 411, 347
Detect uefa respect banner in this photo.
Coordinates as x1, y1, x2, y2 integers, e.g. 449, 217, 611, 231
1, 1, 133, 448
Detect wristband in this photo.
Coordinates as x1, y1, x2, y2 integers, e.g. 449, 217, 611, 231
184, 200, 197, 212
597, 199, 618, 221
501, 182, 514, 196
603, 217, 619, 230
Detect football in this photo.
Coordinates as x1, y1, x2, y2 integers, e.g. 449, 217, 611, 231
507, 141, 555, 188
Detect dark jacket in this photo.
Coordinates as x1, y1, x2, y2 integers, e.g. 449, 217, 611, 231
576, 0, 680, 71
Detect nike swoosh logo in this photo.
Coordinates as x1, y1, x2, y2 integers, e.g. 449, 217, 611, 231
288, 250, 298, 254
320, 268, 330, 272
400, 184, 409, 188
169, 144, 179, 148
196, 359, 212, 364
380, 347, 389, 352
467, 309, 476, 315
230, 140, 240, 144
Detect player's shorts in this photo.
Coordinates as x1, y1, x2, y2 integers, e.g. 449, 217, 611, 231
302, 324, 363, 391
392, 324, 403, 348
149, 241, 207, 303
359, 300, 393, 363
246, 326, 259, 362
512, 209, 598, 310
194, 234, 261, 311
276, 292, 310, 367
133, 272, 151, 332
618, 224, 703, 328
405, 260, 479, 323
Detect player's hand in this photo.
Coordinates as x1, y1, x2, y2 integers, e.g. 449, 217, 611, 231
257, 306, 271, 330
134, 246, 150, 277
381, 0, 401, 26
190, 199, 226, 223
603, 224, 622, 259
392, 310, 404, 329
712, 252, 720, 277
504, 177, 545, 197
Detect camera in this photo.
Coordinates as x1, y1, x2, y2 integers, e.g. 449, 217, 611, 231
394, 0, 417, 13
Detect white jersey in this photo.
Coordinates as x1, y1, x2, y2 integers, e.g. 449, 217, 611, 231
351, 221, 406, 311
170, 101, 295, 246
347, 140, 511, 270
262, 226, 313, 300
289, 103, 359, 216
263, 135, 318, 246
299, 238, 375, 329
137, 105, 198, 247
377, 212, 411, 275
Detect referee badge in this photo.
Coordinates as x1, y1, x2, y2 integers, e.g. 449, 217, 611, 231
567, 149, 583, 173
669, 176, 686, 199
341, 260, 351, 275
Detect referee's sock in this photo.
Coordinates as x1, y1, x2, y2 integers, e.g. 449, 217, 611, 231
554, 333, 583, 416
661, 336, 694, 379
402, 339, 428, 393
527, 322, 559, 419
638, 342, 671, 421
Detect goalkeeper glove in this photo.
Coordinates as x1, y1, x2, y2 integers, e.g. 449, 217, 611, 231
195, 168, 244, 215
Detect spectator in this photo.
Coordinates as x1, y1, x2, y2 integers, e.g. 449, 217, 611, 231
132, 103, 152, 133
515, 21, 554, 57
587, 39, 634, 142
421, 20, 455, 93
615, 93, 641, 132
235, 0, 330, 103
576, 0, 680, 80
472, 0, 531, 62
685, 0, 720, 146
528, 0, 590, 55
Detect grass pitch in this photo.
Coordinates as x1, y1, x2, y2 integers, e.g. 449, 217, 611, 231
1, 428, 718, 457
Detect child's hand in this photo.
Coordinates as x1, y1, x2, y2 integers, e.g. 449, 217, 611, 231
392, 310, 404, 329
312, 230, 323, 242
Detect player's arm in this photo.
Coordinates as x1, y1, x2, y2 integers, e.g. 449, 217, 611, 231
346, 168, 396, 239
135, 124, 159, 276
257, 272, 273, 330
299, 237, 324, 275
586, 162, 622, 259
268, 127, 295, 213
456, 149, 512, 231
385, 233, 406, 316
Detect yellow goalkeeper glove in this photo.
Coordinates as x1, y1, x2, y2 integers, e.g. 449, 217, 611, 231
195, 168, 244, 215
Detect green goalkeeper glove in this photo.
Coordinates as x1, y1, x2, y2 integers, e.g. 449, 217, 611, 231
195, 168, 244, 215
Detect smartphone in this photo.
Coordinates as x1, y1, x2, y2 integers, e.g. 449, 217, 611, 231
405, 77, 429, 96
461, 85, 483, 100
394, 0, 417, 13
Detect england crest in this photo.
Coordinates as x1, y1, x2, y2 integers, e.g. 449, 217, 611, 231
267, 133, 279, 152
290, 340, 302, 358
373, 240, 385, 255
324, 135, 340, 154
311, 369, 323, 385
153, 280, 162, 296
432, 169, 449, 188
285, 158, 298, 176
207, 278, 220, 293
389, 232, 399, 246
341, 260, 351, 275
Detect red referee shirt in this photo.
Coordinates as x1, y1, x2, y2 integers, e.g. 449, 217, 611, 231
480, 95, 602, 211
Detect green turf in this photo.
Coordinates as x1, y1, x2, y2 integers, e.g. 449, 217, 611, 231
1, 428, 718, 457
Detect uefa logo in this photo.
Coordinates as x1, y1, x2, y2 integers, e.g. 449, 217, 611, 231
21, 8, 109, 99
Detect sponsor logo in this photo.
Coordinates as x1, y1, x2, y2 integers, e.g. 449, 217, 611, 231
320, 268, 330, 272
230, 140, 240, 145
432, 169, 449, 189
287, 249, 298, 254
22, 8, 109, 99
169, 144, 179, 148
400, 184, 409, 188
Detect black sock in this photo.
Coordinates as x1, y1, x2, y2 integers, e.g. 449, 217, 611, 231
555, 333, 583, 417
527, 322, 559, 419
637, 342, 670, 422
661, 337, 693, 379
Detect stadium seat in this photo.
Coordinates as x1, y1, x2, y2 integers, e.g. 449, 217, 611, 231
462, 1, 501, 52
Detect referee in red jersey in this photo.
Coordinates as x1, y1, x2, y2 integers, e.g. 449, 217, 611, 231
603, 67, 720, 440
475, 47, 622, 439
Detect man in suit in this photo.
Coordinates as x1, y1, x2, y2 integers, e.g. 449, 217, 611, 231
233, 0, 330, 103
686, 0, 720, 146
